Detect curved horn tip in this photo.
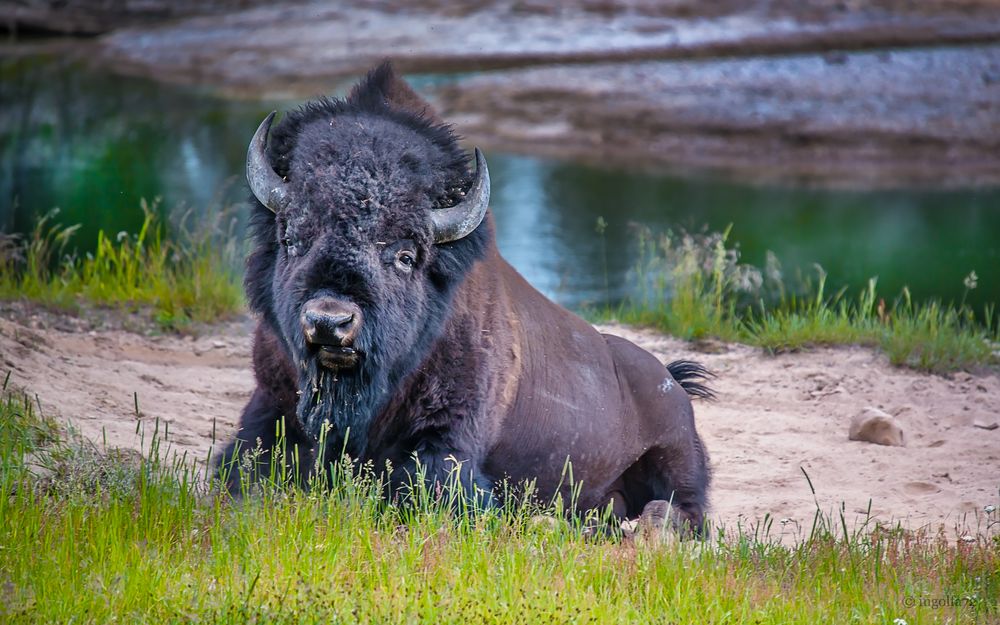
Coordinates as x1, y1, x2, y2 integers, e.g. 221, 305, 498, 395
430, 147, 491, 244
246, 110, 290, 214
251, 111, 278, 151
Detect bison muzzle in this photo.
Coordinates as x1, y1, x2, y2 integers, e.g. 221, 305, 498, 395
217, 62, 713, 534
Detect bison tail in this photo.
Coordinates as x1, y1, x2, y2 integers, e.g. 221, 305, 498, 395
666, 360, 716, 401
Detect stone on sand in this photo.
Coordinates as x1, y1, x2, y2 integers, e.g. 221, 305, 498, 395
849, 407, 905, 447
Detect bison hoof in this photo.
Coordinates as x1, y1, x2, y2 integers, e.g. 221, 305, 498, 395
631, 500, 682, 548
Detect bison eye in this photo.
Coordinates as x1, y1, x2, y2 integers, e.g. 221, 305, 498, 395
395, 250, 416, 271
281, 236, 301, 258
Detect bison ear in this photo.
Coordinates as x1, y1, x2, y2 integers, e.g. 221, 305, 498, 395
349, 60, 443, 124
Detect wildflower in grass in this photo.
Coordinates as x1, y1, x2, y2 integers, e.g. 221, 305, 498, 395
893, 619, 908, 625
964, 270, 978, 290
594, 216, 607, 235
764, 251, 782, 282
732, 264, 763, 293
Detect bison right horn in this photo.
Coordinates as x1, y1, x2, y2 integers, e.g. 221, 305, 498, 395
430, 148, 490, 244
246, 111, 291, 214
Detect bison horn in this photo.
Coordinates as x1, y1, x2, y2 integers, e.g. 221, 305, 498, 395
430, 148, 490, 244
246, 111, 291, 213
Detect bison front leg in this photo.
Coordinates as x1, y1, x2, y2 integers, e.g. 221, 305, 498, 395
388, 440, 496, 513
217, 322, 315, 496
215, 387, 314, 496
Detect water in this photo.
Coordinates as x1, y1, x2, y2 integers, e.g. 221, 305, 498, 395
2, 50, 998, 312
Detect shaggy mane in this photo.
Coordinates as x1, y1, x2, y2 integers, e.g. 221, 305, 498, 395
266, 61, 466, 182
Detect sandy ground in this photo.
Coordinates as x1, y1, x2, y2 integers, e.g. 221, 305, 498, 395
2, 309, 998, 537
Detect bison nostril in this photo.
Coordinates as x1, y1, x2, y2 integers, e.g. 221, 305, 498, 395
301, 301, 362, 346
305, 310, 352, 329
332, 312, 355, 329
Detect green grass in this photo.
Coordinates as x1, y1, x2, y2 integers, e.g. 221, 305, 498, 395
1, 208, 997, 371
0, 201, 243, 330
593, 226, 1000, 374
1, 381, 998, 624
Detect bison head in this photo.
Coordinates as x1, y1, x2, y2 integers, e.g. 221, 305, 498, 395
243, 63, 491, 456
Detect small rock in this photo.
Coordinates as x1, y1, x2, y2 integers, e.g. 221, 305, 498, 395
973, 420, 998, 431
849, 407, 905, 447
212, 340, 227, 349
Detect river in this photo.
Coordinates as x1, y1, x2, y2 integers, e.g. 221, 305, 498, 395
2, 50, 998, 312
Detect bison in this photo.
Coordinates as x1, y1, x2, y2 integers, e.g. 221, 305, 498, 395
218, 63, 713, 532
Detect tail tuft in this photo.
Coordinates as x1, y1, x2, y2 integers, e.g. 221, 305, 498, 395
666, 360, 716, 401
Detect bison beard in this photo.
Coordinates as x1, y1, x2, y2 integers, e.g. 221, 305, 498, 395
295, 311, 408, 460
297, 359, 373, 457
217, 62, 714, 535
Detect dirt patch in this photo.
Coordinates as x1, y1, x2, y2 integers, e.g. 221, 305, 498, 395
0, 307, 255, 462
605, 325, 1000, 537
2, 309, 998, 535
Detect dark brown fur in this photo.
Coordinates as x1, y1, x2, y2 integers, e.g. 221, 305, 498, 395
217, 63, 712, 530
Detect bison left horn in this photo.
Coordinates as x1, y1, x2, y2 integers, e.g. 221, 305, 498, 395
246, 111, 291, 214
430, 148, 490, 244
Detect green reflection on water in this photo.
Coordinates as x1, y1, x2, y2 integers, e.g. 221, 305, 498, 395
508, 159, 1000, 309
2, 51, 998, 312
